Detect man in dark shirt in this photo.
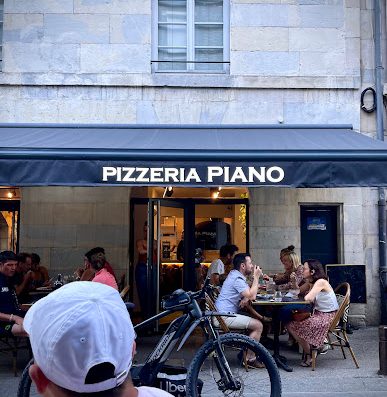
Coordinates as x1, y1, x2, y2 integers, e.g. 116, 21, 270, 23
12, 252, 33, 303
0, 250, 26, 336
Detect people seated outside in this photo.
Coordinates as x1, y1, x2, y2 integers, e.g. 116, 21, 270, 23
24, 281, 173, 397
0, 251, 28, 337
206, 244, 239, 286
12, 253, 34, 303
265, 245, 309, 294
88, 246, 117, 279
91, 251, 119, 291
75, 253, 96, 281
215, 253, 265, 368
287, 259, 339, 367
265, 247, 312, 346
30, 253, 50, 289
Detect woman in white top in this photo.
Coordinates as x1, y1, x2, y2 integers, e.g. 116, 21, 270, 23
287, 259, 339, 367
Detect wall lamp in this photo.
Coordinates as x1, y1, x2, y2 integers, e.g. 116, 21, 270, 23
1, 188, 17, 199
163, 186, 174, 198
210, 187, 222, 199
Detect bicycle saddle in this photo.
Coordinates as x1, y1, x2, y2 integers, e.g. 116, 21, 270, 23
162, 289, 191, 310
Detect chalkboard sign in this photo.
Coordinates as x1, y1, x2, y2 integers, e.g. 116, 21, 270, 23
326, 264, 366, 304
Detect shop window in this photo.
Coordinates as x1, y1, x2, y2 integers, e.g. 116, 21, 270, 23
152, 0, 230, 73
0, 201, 20, 253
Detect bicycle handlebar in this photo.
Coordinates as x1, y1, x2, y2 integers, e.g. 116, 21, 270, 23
189, 278, 210, 299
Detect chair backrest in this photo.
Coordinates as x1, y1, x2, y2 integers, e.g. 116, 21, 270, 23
329, 282, 350, 332
120, 285, 130, 300
118, 273, 126, 292
205, 293, 230, 333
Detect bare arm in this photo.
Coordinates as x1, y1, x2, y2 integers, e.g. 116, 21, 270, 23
136, 239, 147, 255
304, 279, 329, 302
299, 281, 311, 297
40, 266, 49, 283
15, 271, 32, 295
241, 266, 262, 300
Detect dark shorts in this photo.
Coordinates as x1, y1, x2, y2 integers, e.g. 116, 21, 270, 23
0, 321, 14, 337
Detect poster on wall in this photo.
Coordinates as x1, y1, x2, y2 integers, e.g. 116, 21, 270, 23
307, 216, 327, 231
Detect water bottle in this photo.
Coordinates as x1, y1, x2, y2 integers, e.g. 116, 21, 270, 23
53, 273, 64, 290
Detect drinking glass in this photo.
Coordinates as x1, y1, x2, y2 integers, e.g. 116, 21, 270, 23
274, 291, 282, 302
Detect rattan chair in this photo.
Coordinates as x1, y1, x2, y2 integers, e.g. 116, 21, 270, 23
204, 292, 230, 334
204, 285, 255, 371
310, 282, 360, 370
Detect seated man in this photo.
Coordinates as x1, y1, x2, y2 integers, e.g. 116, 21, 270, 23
88, 246, 117, 279
75, 252, 95, 281
30, 253, 50, 289
206, 243, 238, 286
0, 250, 27, 337
24, 282, 173, 397
13, 253, 33, 303
215, 253, 264, 368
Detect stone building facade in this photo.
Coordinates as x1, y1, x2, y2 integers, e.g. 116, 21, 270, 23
0, 0, 385, 324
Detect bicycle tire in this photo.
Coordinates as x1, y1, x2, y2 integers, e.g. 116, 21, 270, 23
186, 333, 282, 397
17, 359, 34, 397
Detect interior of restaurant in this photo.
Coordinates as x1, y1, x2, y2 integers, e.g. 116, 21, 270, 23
129, 186, 248, 319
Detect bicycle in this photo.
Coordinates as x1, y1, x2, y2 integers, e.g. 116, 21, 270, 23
17, 281, 282, 397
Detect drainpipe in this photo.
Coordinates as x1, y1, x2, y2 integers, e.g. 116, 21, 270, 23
374, 0, 387, 324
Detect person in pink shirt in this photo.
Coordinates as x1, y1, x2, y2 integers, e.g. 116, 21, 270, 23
90, 252, 118, 291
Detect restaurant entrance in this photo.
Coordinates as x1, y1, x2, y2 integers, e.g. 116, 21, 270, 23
129, 190, 248, 321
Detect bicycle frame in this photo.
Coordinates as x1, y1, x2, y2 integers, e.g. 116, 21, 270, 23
131, 288, 222, 387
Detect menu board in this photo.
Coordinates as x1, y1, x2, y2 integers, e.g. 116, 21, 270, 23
326, 264, 366, 304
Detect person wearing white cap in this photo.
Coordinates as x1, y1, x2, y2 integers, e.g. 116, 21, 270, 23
24, 281, 173, 397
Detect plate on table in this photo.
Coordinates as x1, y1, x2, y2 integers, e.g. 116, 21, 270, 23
255, 294, 274, 300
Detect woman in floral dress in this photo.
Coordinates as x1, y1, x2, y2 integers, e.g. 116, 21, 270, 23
287, 259, 339, 366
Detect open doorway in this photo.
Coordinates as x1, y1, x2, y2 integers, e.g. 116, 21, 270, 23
129, 187, 248, 321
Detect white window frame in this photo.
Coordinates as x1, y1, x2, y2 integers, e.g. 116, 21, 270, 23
151, 0, 230, 73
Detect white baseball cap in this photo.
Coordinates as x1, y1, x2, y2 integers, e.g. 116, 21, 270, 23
24, 281, 135, 393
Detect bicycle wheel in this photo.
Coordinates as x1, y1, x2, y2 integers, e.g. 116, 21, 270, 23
186, 333, 281, 397
17, 359, 39, 397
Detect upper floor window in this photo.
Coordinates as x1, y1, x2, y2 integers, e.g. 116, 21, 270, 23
152, 0, 229, 73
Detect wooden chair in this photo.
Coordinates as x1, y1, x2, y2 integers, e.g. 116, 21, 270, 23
204, 292, 230, 334
205, 287, 253, 371
310, 282, 360, 370
118, 273, 126, 293
120, 285, 130, 301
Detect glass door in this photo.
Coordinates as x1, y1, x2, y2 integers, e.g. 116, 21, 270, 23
147, 199, 186, 319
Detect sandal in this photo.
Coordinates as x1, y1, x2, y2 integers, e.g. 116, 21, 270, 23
301, 354, 311, 367
246, 358, 266, 369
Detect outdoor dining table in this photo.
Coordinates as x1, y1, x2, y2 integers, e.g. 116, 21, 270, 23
252, 296, 310, 372
28, 287, 54, 302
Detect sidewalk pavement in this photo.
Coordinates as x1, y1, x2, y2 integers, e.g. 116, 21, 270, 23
1, 326, 386, 396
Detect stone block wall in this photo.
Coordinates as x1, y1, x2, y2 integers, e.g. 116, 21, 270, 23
248, 186, 380, 325
19, 186, 131, 281
1, 0, 360, 89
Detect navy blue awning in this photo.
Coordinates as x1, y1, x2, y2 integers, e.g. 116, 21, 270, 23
0, 124, 387, 187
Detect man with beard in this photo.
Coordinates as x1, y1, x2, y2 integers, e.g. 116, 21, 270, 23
215, 253, 264, 368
